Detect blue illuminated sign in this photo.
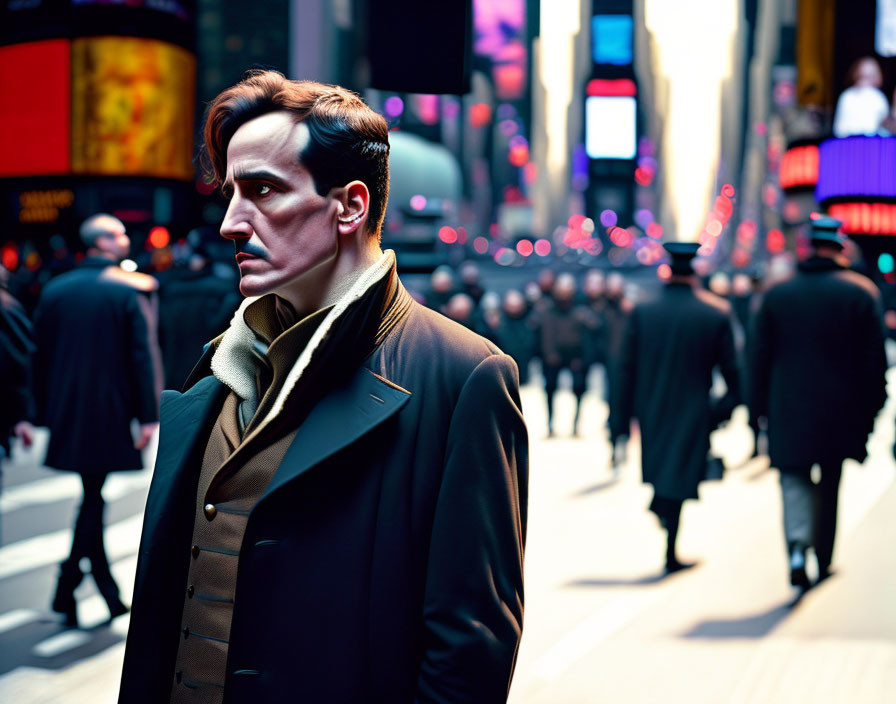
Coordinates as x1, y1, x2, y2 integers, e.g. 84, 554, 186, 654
592, 15, 633, 66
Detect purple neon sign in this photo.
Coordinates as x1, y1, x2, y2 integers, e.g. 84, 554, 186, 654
815, 136, 896, 202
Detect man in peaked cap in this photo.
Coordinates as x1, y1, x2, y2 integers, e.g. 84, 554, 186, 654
617, 242, 740, 574
751, 216, 886, 591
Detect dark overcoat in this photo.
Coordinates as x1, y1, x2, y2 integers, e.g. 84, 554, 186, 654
32, 258, 159, 474
750, 257, 886, 469
0, 290, 34, 452
617, 283, 740, 500
118, 288, 528, 704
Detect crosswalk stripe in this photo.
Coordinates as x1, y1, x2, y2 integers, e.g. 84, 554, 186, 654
32, 630, 91, 658
0, 609, 41, 635
0, 468, 152, 513
0, 514, 144, 581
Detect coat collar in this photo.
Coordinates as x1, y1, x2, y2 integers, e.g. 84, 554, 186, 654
153, 365, 410, 507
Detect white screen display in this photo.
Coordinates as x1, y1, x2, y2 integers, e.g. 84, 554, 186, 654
585, 96, 637, 160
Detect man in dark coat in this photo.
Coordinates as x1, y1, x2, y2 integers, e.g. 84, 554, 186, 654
0, 267, 34, 459
750, 217, 886, 589
119, 72, 527, 704
30, 214, 160, 626
617, 243, 740, 573
539, 273, 590, 437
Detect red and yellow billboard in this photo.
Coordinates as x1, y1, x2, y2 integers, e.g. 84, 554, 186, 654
0, 36, 195, 181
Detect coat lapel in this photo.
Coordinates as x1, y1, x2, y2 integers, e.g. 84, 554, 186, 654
143, 376, 227, 528
260, 367, 411, 501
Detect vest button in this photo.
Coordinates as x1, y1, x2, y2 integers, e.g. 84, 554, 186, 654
187, 585, 195, 598
204, 504, 217, 520
191, 545, 200, 558
182, 627, 190, 639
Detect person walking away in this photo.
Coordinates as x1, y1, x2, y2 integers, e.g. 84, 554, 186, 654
540, 273, 589, 437
495, 289, 537, 385
750, 216, 886, 590
604, 272, 632, 466
617, 243, 740, 574
29, 214, 160, 626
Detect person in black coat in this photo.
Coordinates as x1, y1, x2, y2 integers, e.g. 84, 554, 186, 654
539, 273, 590, 437
119, 73, 527, 704
0, 269, 34, 459
30, 214, 160, 626
750, 217, 886, 589
617, 243, 740, 573
494, 289, 537, 385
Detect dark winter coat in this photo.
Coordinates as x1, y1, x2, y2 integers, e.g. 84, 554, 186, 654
750, 256, 886, 469
617, 283, 740, 500
32, 258, 159, 474
0, 290, 34, 452
538, 299, 589, 369
118, 276, 528, 704
494, 311, 537, 380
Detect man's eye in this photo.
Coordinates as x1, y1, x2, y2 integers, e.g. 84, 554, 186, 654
256, 184, 272, 196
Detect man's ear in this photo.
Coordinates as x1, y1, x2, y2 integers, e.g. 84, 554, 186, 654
336, 181, 370, 236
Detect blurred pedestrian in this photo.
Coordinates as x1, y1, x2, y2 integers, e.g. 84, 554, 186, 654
582, 269, 610, 400
731, 271, 762, 457
120, 73, 527, 703
750, 217, 886, 590
604, 271, 632, 466
29, 214, 160, 627
0, 266, 35, 507
459, 259, 485, 305
425, 264, 456, 314
540, 273, 589, 437
158, 228, 242, 390
445, 291, 478, 331
617, 243, 740, 574
495, 289, 537, 384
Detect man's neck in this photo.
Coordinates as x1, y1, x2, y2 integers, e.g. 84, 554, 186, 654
275, 246, 383, 317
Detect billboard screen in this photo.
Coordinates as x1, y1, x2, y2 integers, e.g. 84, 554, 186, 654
70, 36, 196, 180
586, 96, 637, 160
592, 15, 633, 66
0, 40, 71, 177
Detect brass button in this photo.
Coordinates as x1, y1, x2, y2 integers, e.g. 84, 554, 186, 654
191, 545, 200, 558
204, 504, 217, 520
187, 585, 194, 598
182, 627, 190, 639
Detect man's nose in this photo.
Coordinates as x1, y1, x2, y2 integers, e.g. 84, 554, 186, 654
220, 196, 252, 240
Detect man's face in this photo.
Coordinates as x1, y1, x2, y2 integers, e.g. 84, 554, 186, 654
220, 111, 339, 300
96, 218, 130, 261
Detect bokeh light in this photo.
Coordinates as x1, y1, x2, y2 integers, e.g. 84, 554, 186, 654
438, 226, 458, 244
473, 236, 490, 254
878, 253, 894, 274
410, 194, 427, 211
534, 239, 552, 256
384, 95, 404, 118
600, 209, 618, 228
657, 263, 672, 280
516, 239, 534, 257
148, 226, 170, 249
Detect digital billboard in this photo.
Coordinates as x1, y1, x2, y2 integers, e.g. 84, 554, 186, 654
586, 96, 637, 160
0, 40, 71, 177
592, 15, 633, 66
70, 36, 196, 180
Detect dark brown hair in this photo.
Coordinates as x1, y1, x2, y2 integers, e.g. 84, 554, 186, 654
202, 71, 391, 237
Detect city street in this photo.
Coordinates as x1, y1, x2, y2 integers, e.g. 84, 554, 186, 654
1, 370, 894, 703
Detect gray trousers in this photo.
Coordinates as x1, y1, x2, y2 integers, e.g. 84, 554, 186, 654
779, 461, 843, 571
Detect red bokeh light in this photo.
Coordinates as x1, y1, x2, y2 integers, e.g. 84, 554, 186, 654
534, 239, 551, 256
657, 263, 672, 280
508, 144, 529, 167
516, 239, 534, 257
721, 184, 735, 198
634, 166, 653, 186
1, 242, 18, 270
766, 228, 786, 253
473, 236, 490, 254
148, 226, 170, 249
470, 102, 492, 128
646, 222, 663, 239
438, 226, 458, 244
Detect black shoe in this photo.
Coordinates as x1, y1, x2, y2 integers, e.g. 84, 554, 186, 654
51, 563, 83, 628
106, 599, 130, 621
789, 547, 810, 589
664, 559, 696, 575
